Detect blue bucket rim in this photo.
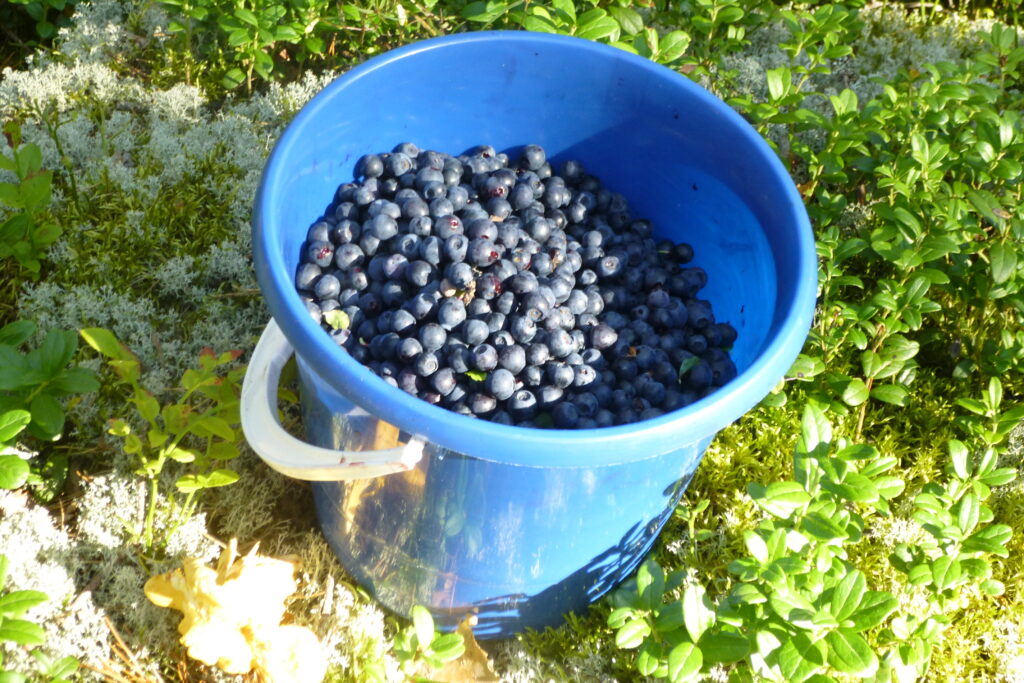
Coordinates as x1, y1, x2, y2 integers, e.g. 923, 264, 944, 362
253, 30, 817, 468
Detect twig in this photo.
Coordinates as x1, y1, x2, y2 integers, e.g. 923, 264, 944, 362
80, 616, 154, 683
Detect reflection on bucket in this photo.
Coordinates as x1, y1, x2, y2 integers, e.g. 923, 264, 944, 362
300, 351, 707, 636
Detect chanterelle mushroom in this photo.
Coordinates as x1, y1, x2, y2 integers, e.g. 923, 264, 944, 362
145, 539, 327, 682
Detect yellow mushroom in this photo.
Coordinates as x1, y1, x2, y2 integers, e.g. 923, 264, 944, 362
144, 539, 327, 682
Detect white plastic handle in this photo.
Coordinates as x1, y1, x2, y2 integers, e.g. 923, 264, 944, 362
241, 319, 424, 481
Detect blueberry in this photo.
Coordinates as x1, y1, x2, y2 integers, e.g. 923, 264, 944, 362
356, 154, 384, 179
367, 199, 400, 220
687, 300, 714, 329
397, 369, 421, 394
380, 281, 406, 308
307, 220, 332, 243
683, 359, 713, 389
445, 234, 469, 263
494, 291, 516, 315
573, 364, 597, 388
546, 361, 575, 389
422, 180, 446, 201
472, 343, 498, 371
365, 214, 397, 241
709, 322, 738, 346
447, 185, 470, 211
467, 218, 499, 241
295, 263, 321, 291
711, 357, 737, 384
409, 237, 438, 267
673, 242, 695, 263
519, 144, 546, 171
485, 311, 507, 333
437, 298, 467, 330
510, 183, 535, 211
305, 241, 334, 268
359, 233, 381, 258
447, 345, 473, 373
470, 393, 498, 416
397, 337, 423, 361
537, 384, 563, 408
475, 273, 503, 300
509, 316, 538, 343
415, 352, 440, 377
466, 297, 491, 317
490, 330, 515, 347
468, 238, 500, 267
521, 365, 543, 387
405, 292, 435, 320
527, 217, 551, 243
314, 273, 342, 300
419, 323, 446, 352
305, 300, 322, 323
369, 332, 400, 360
444, 262, 474, 290
401, 196, 429, 220
386, 152, 413, 177
508, 389, 537, 420
486, 368, 516, 400
560, 159, 585, 183
498, 344, 527, 374
547, 329, 575, 358
405, 260, 435, 288
553, 401, 579, 429
527, 342, 550, 366
431, 368, 457, 396
574, 392, 599, 418
487, 197, 513, 220
460, 319, 489, 347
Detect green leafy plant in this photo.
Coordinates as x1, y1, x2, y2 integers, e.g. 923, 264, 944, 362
391, 605, 466, 679
156, 0, 433, 92
610, 398, 1019, 681
0, 318, 99, 496
0, 409, 32, 491
877, 379, 1019, 679
610, 404, 904, 681
0, 122, 62, 280
0, 555, 80, 683
81, 328, 245, 552
2, 0, 78, 43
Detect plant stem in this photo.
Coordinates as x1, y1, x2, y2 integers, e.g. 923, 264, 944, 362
144, 475, 160, 550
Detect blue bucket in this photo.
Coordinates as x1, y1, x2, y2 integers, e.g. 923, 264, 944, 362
243, 31, 816, 638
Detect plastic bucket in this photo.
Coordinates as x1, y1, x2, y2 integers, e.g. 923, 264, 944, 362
243, 31, 816, 638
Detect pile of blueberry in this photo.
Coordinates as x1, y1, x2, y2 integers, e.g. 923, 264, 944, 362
295, 143, 738, 429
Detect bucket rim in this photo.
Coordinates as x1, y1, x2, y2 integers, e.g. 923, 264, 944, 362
253, 30, 817, 468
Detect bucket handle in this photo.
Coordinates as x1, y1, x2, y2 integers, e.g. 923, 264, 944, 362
241, 319, 424, 481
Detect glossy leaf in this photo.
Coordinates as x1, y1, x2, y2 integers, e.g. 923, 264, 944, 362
845, 591, 897, 631
681, 581, 715, 642
698, 631, 749, 664
667, 642, 702, 682
0, 410, 31, 443
615, 618, 651, 649
830, 569, 866, 621
0, 455, 31, 490
825, 628, 877, 676
748, 481, 811, 518
0, 617, 46, 645
0, 589, 48, 616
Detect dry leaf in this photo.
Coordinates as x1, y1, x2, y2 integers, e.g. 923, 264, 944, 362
422, 615, 500, 683
144, 539, 327, 682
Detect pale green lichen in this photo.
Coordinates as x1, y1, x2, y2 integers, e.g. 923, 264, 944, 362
0, 491, 112, 673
